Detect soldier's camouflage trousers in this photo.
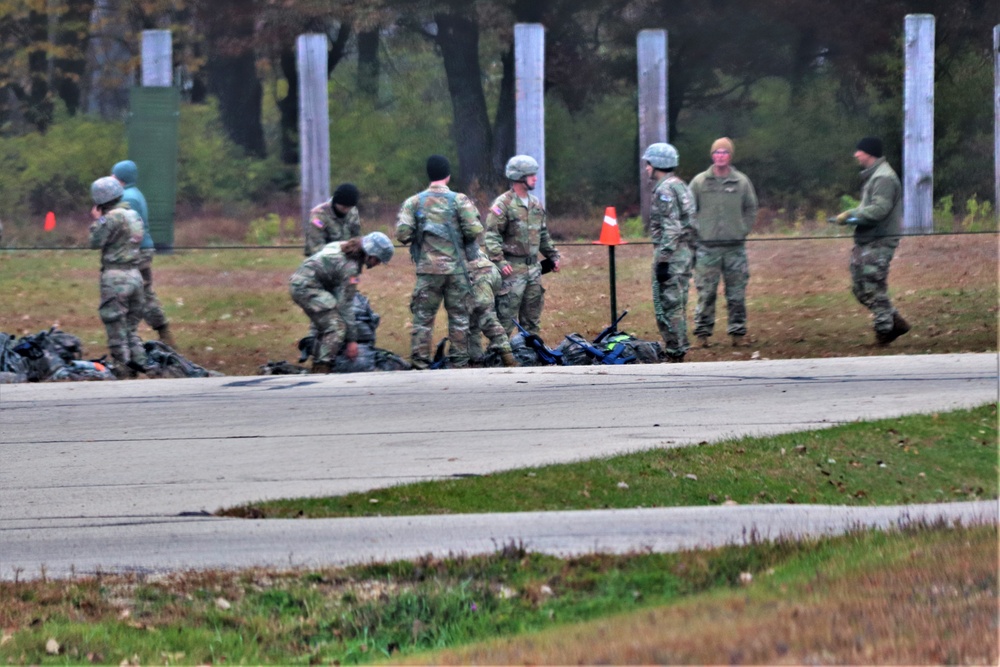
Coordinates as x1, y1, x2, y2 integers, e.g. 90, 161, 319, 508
850, 240, 898, 334
469, 272, 512, 361
289, 281, 347, 363
139, 248, 168, 331
410, 273, 473, 369
98, 268, 146, 368
497, 263, 544, 335
652, 245, 693, 358
694, 244, 750, 338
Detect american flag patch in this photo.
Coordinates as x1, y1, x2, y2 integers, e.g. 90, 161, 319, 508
349, 276, 360, 285
311, 218, 324, 228
491, 205, 503, 216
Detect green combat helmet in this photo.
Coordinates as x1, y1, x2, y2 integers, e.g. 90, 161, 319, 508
641, 143, 679, 169
362, 231, 394, 264
505, 155, 539, 181
91, 176, 124, 205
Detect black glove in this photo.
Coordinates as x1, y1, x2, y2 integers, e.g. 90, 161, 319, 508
655, 262, 671, 283
540, 257, 556, 274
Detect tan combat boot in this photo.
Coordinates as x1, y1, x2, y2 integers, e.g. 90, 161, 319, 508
310, 360, 331, 374
501, 351, 518, 367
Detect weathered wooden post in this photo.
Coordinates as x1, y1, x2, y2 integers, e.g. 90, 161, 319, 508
994, 25, 999, 222
637, 30, 668, 230
131, 30, 179, 250
515, 24, 545, 207
903, 15, 935, 234
298, 34, 330, 231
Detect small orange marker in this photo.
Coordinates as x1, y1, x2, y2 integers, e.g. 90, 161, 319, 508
44, 211, 56, 231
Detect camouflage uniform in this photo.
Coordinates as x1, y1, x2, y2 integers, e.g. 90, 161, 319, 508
467, 251, 512, 362
688, 166, 758, 338
843, 157, 903, 335
649, 174, 696, 359
484, 190, 559, 335
304, 201, 361, 257
289, 242, 362, 364
112, 160, 170, 335
89, 202, 147, 372
396, 184, 482, 369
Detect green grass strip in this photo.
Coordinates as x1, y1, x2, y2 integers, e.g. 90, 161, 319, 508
224, 404, 998, 519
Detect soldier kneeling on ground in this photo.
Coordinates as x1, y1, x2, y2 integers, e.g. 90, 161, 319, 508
289, 232, 394, 374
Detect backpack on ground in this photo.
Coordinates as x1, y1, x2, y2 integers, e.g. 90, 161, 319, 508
11, 327, 83, 381
144, 340, 220, 378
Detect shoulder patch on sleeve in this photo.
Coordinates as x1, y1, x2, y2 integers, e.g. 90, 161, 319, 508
348, 276, 360, 285
491, 205, 504, 216
311, 218, 324, 228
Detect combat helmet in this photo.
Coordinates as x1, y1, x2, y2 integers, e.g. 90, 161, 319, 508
91, 176, 124, 205
505, 155, 539, 181
361, 231, 394, 264
642, 143, 679, 170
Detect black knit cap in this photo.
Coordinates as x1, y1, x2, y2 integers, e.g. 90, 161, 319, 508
426, 155, 451, 181
331, 183, 360, 207
856, 137, 883, 158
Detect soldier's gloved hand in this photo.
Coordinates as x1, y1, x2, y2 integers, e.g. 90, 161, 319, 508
655, 262, 671, 283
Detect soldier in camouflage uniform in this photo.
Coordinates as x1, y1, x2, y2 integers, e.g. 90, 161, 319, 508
834, 137, 909, 346
304, 183, 362, 257
289, 232, 394, 373
485, 155, 560, 337
396, 155, 482, 369
112, 160, 175, 348
467, 249, 517, 367
643, 143, 696, 362
688, 138, 758, 348
88, 176, 148, 379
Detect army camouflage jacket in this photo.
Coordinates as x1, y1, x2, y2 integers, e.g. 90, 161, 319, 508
847, 157, 902, 247
89, 202, 144, 270
291, 242, 363, 343
304, 201, 361, 256
484, 189, 559, 272
396, 184, 482, 275
649, 174, 696, 259
689, 166, 758, 245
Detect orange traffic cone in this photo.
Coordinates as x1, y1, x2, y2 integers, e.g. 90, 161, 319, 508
592, 206, 626, 245
44, 211, 56, 231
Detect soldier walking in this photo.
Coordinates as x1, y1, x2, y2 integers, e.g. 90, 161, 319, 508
833, 137, 910, 345
688, 138, 759, 348
643, 143, 697, 362
467, 249, 518, 367
88, 176, 148, 379
290, 232, 394, 374
395, 155, 482, 369
484, 155, 560, 336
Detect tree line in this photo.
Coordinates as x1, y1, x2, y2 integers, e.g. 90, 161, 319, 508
0, 0, 996, 218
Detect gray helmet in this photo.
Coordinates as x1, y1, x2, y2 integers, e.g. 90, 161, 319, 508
505, 155, 539, 181
642, 143, 679, 169
91, 176, 124, 205
361, 231, 394, 264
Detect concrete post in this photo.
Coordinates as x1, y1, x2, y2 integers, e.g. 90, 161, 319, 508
903, 15, 935, 233
298, 34, 331, 230
637, 30, 668, 230
515, 23, 545, 207
141, 30, 172, 87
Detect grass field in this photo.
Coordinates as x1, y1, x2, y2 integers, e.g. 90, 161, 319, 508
0, 230, 995, 376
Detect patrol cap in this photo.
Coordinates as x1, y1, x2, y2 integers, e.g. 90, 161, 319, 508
361, 231, 394, 264
91, 176, 124, 205
642, 143, 679, 169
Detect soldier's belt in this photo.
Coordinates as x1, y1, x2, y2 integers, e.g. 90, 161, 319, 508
101, 263, 140, 271
506, 255, 537, 265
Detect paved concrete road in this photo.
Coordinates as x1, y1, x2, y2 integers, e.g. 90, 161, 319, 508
1, 353, 996, 579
